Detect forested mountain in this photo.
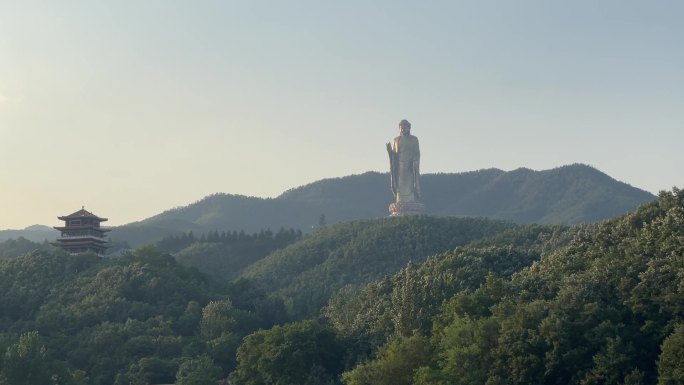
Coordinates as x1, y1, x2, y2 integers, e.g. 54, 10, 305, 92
322, 188, 684, 385
108, 164, 654, 247
0, 189, 682, 384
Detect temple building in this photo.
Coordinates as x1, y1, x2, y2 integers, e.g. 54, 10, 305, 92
53, 207, 110, 255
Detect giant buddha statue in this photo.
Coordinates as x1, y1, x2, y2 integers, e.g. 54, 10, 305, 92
386, 119, 425, 216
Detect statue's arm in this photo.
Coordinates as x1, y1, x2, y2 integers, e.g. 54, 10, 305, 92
386, 142, 397, 196
414, 138, 421, 198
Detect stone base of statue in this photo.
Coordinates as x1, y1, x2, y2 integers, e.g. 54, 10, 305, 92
389, 201, 425, 216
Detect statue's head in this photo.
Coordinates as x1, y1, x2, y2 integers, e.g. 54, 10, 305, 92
399, 119, 411, 135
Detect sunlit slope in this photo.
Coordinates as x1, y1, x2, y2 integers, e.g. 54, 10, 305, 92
240, 215, 517, 317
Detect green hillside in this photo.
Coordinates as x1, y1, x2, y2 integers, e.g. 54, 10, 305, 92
321, 188, 684, 385
0, 249, 287, 385
240, 215, 518, 318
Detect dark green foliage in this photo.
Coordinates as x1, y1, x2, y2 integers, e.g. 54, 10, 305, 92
0, 331, 51, 385
0, 250, 100, 329
116, 356, 176, 385
166, 228, 302, 280
231, 320, 344, 385
242, 215, 516, 318
0, 331, 88, 385
0, 247, 285, 385
0, 237, 54, 259
175, 355, 223, 385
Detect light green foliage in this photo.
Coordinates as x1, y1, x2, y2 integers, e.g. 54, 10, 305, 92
658, 324, 684, 385
342, 333, 432, 385
200, 299, 252, 372
201, 300, 237, 339
439, 316, 499, 385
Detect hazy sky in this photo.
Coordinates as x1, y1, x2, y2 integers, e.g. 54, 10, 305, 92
1, 1, 682, 229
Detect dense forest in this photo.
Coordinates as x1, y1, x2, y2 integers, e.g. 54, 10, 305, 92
0, 248, 289, 385
240, 216, 519, 318
0, 189, 681, 384
0, 237, 53, 259
158, 227, 303, 280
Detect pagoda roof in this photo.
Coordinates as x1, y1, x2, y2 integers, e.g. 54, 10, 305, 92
58, 207, 108, 222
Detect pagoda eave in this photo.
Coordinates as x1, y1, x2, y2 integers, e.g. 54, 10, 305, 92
55, 236, 109, 243
57, 216, 108, 222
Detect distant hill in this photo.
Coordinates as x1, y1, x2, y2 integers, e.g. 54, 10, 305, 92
107, 164, 654, 247
0, 224, 58, 243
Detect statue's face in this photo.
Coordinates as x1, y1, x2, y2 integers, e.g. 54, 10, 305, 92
400, 123, 411, 136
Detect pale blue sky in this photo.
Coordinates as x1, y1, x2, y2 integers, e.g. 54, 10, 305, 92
1, 1, 682, 229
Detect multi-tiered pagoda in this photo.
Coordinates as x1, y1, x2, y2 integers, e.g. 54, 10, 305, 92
53, 207, 110, 255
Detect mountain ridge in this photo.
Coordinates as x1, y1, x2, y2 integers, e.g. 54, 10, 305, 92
0, 224, 58, 243
2, 164, 656, 247
110, 164, 653, 246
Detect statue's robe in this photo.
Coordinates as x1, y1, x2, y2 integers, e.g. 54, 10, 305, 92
392, 134, 420, 203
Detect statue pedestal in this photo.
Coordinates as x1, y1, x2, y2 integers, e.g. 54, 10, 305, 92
389, 201, 425, 217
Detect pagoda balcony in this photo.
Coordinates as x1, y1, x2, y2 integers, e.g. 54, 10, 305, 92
57, 233, 108, 241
